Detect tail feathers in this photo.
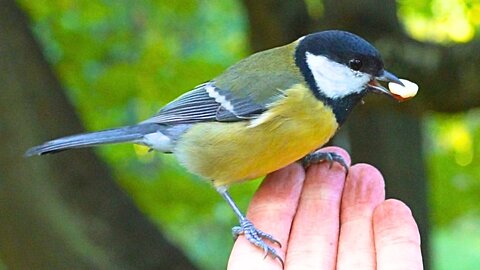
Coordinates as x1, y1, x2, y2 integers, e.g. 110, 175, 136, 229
25, 123, 161, 156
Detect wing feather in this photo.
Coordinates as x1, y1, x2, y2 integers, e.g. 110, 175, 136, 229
141, 82, 264, 124
142, 42, 304, 125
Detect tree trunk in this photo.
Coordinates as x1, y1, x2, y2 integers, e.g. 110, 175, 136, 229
321, 0, 432, 268
0, 1, 198, 269
241, 0, 439, 268
241, 0, 310, 51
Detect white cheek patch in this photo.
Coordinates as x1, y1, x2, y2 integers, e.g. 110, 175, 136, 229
141, 131, 173, 152
305, 52, 371, 99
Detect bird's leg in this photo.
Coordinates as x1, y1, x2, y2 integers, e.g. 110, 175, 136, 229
302, 150, 349, 172
216, 186, 284, 266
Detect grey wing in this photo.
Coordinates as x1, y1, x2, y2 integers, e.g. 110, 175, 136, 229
141, 82, 266, 124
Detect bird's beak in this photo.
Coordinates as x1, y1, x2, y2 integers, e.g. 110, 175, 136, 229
368, 70, 404, 101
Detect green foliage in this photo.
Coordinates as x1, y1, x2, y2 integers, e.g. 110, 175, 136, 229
19, 0, 250, 268
399, 0, 480, 42
433, 215, 480, 270
427, 111, 480, 226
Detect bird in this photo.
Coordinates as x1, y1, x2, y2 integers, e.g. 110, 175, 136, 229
26, 30, 407, 265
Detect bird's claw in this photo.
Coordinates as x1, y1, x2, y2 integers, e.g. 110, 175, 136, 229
232, 219, 284, 267
302, 151, 349, 172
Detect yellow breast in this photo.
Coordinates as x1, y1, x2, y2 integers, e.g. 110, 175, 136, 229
174, 84, 339, 186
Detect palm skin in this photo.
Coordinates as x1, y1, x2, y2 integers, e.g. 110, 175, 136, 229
228, 147, 423, 270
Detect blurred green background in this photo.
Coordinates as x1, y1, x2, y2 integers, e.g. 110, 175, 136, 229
2, 0, 480, 269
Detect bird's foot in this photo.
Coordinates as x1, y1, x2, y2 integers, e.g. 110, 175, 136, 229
232, 218, 284, 266
302, 150, 349, 172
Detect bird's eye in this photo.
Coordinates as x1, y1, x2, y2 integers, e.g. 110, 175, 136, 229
349, 59, 362, 71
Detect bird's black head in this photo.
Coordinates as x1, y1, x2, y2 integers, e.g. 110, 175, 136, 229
300, 30, 384, 77
295, 30, 403, 124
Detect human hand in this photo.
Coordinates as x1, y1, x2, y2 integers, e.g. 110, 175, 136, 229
228, 147, 423, 270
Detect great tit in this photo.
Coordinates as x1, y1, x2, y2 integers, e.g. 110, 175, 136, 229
26, 30, 406, 264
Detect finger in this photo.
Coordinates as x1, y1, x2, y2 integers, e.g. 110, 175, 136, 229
374, 199, 423, 270
336, 164, 385, 270
285, 146, 350, 269
228, 163, 305, 270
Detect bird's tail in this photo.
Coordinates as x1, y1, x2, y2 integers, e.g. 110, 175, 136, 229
25, 123, 161, 156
